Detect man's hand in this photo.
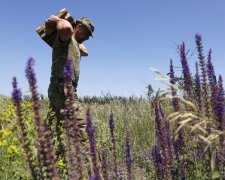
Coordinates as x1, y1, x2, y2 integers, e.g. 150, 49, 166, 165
79, 44, 88, 56
45, 15, 60, 34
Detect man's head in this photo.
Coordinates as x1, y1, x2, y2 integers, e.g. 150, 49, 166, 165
74, 17, 95, 43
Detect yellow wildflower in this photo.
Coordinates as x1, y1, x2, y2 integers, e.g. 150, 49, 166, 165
57, 159, 65, 168
12, 137, 20, 145
0, 140, 7, 147
0, 129, 12, 138
7, 145, 17, 155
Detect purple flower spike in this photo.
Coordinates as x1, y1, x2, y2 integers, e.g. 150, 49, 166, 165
195, 34, 210, 116
152, 144, 163, 179
169, 59, 179, 112
12, 77, 22, 103
179, 42, 193, 100
12, 77, 38, 179
109, 113, 119, 179
109, 112, 115, 133
25, 57, 59, 179
86, 108, 100, 179
63, 58, 83, 178
195, 62, 203, 112
64, 58, 74, 80
169, 59, 176, 85
216, 75, 225, 131
207, 49, 216, 85
25, 58, 45, 177
86, 112, 95, 136
207, 49, 218, 111
215, 75, 225, 161
93, 166, 100, 180
154, 97, 164, 148
25, 58, 37, 91
154, 96, 173, 179
101, 148, 109, 180
125, 134, 132, 180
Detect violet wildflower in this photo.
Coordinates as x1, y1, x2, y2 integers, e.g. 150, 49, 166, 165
207, 49, 218, 111
169, 60, 185, 171
64, 58, 74, 81
63, 59, 83, 179
151, 144, 163, 179
195, 62, 210, 166
101, 148, 109, 180
215, 148, 222, 168
159, 102, 174, 167
195, 62, 203, 112
170, 59, 179, 112
179, 42, 193, 100
109, 112, 119, 179
25, 58, 42, 134
154, 96, 168, 155
215, 147, 225, 179
12, 77, 22, 103
195, 34, 210, 116
154, 96, 163, 147
215, 76, 225, 145
86, 108, 100, 179
173, 133, 185, 179
109, 112, 114, 133
215, 75, 225, 179
12, 77, 37, 179
179, 162, 185, 180
125, 134, 132, 180
154, 96, 172, 179
88, 165, 93, 180
173, 133, 184, 156
207, 49, 217, 86
93, 166, 100, 180
25, 57, 59, 179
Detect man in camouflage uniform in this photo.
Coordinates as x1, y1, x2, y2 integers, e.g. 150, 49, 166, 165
45, 15, 94, 156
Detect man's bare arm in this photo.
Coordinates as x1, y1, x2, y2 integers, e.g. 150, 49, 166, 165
45, 15, 73, 42
79, 44, 88, 56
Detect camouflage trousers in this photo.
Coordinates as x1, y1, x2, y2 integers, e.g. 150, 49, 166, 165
47, 80, 89, 158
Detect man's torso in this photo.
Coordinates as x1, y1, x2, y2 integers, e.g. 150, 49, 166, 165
51, 34, 81, 86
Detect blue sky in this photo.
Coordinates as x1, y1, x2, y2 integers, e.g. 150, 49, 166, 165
1, 0, 225, 97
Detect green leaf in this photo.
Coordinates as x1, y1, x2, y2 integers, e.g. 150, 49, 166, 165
212, 171, 220, 179
196, 170, 203, 178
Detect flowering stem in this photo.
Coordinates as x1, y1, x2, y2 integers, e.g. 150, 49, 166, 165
86, 108, 100, 179
12, 77, 37, 179
25, 57, 59, 179
109, 113, 119, 179
101, 148, 109, 180
125, 133, 132, 180
63, 59, 83, 179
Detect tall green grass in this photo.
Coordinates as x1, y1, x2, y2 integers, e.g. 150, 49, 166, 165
0, 95, 156, 179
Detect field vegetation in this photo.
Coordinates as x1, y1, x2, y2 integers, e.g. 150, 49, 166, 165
0, 34, 224, 179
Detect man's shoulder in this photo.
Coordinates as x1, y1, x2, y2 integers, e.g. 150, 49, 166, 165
52, 33, 71, 48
